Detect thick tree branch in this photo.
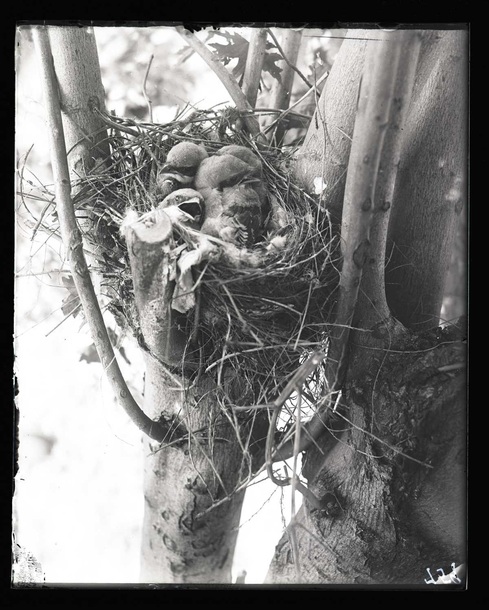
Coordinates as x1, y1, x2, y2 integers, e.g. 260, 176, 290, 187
385, 30, 468, 331
175, 26, 264, 141
242, 28, 268, 107
140, 356, 247, 583
261, 29, 303, 145
326, 29, 405, 385
48, 26, 112, 268
33, 26, 166, 442
291, 30, 380, 221
274, 30, 408, 462
354, 31, 422, 331
47, 26, 109, 182
123, 209, 191, 367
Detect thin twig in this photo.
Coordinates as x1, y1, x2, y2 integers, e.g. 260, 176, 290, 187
262, 70, 329, 135
267, 28, 311, 89
32, 26, 166, 442
290, 391, 302, 581
175, 26, 265, 142
142, 53, 154, 122
266, 351, 326, 484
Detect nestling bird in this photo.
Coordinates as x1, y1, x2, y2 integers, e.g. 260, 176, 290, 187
158, 188, 204, 229
194, 148, 269, 247
157, 188, 215, 314
215, 145, 268, 206
215, 144, 263, 174
155, 142, 208, 199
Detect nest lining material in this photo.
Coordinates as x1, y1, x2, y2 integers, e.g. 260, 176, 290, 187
52, 106, 340, 408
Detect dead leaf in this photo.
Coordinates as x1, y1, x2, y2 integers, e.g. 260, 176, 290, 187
208, 31, 249, 80
60, 274, 81, 318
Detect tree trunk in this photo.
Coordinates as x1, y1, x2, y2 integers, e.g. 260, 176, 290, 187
261, 29, 303, 145
267, 328, 466, 584
385, 30, 468, 331
48, 26, 109, 179
124, 208, 252, 582
48, 26, 110, 267
267, 28, 467, 586
41, 25, 467, 586
291, 29, 374, 222
45, 25, 252, 584
140, 357, 247, 583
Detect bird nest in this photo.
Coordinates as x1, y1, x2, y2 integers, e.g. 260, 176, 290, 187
33, 106, 340, 409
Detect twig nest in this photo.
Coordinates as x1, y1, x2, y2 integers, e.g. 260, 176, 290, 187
61, 106, 338, 405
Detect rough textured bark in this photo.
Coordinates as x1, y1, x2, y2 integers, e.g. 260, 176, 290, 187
267, 328, 466, 584
140, 357, 247, 583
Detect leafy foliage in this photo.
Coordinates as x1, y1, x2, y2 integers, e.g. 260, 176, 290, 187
262, 43, 283, 82
208, 30, 284, 85
180, 29, 285, 88
207, 31, 250, 81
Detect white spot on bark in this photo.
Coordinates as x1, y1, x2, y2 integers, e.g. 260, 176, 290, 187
313, 176, 327, 195
445, 174, 463, 204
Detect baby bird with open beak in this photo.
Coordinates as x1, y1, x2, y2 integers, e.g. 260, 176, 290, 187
194, 146, 269, 247
158, 188, 216, 315
158, 188, 204, 230
155, 142, 208, 200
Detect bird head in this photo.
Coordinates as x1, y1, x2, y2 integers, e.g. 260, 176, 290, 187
216, 145, 263, 174
195, 154, 262, 192
159, 188, 204, 226
159, 142, 208, 184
